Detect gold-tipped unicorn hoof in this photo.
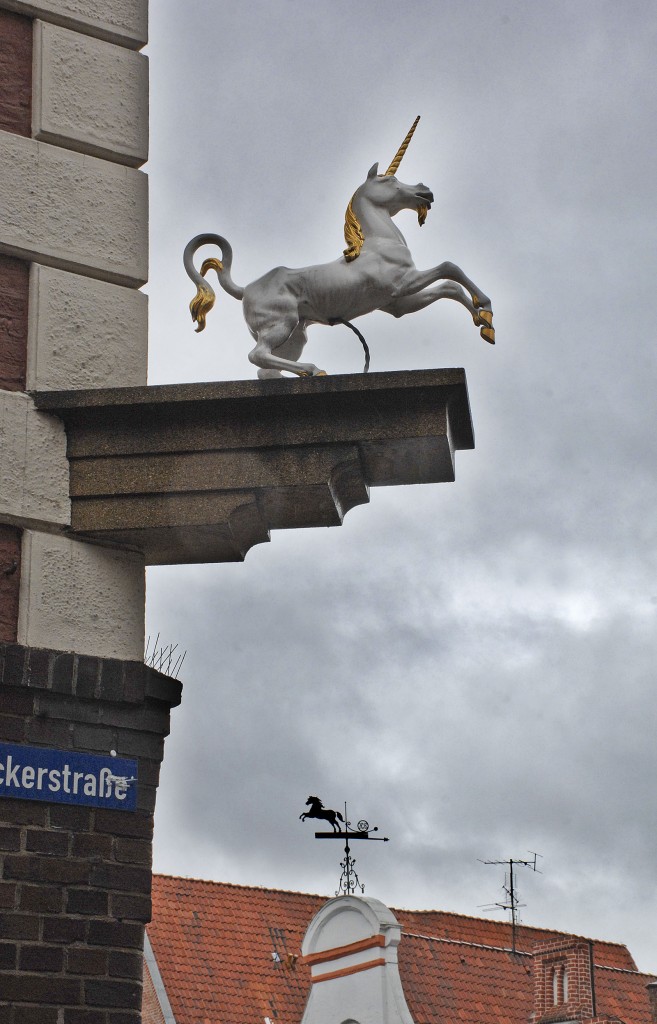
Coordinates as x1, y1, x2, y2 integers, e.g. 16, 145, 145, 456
478, 310, 493, 328
316, 370, 328, 376
481, 327, 495, 344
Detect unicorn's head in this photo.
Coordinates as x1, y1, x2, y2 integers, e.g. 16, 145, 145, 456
344, 116, 432, 262
357, 162, 433, 216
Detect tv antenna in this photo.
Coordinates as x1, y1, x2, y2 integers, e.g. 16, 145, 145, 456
479, 852, 542, 953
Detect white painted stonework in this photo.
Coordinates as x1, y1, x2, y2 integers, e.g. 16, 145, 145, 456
27, 264, 148, 391
1, 0, 147, 49
33, 21, 148, 167
300, 896, 416, 1024
18, 531, 146, 660
0, 131, 148, 287
0, 0, 149, 662
0, 390, 69, 529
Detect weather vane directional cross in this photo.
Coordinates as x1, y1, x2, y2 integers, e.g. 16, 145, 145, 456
299, 796, 388, 897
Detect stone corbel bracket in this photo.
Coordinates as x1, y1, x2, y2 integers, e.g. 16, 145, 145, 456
34, 368, 474, 565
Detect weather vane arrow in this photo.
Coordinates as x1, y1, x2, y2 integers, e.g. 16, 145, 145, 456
299, 796, 389, 896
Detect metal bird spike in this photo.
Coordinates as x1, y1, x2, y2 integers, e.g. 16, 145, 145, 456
385, 115, 421, 175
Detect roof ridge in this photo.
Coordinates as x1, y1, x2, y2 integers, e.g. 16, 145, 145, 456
594, 964, 657, 979
401, 930, 532, 956
394, 906, 631, 950
151, 875, 633, 955
153, 872, 325, 899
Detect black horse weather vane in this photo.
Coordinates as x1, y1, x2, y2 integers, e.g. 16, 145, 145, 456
299, 796, 389, 896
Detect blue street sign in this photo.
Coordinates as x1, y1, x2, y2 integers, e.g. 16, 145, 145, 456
0, 743, 138, 811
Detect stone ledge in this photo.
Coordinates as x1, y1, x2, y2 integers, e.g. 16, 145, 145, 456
35, 368, 475, 565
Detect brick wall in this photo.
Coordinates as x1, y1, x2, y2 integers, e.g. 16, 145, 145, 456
0, 255, 29, 393
0, 12, 31, 640
142, 962, 166, 1024
0, 8, 32, 136
0, 643, 181, 1022
0, 527, 22, 643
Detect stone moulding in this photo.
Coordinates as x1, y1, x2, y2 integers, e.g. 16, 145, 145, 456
34, 368, 475, 565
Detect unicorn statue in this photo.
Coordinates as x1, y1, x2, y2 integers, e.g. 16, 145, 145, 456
184, 116, 494, 379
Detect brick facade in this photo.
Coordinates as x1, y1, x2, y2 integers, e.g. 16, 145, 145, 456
0, 527, 22, 643
0, 8, 31, 650
0, 643, 181, 1021
0, 255, 29, 393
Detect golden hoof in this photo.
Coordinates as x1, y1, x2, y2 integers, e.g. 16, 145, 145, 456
481, 327, 495, 344
478, 310, 493, 327
316, 370, 328, 376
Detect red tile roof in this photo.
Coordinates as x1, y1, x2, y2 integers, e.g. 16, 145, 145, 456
398, 932, 533, 1024
392, 911, 637, 971
594, 966, 657, 1024
146, 874, 654, 1024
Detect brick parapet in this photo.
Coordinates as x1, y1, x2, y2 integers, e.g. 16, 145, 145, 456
0, 642, 181, 1019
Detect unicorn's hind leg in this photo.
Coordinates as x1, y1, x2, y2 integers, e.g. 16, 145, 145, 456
249, 322, 326, 378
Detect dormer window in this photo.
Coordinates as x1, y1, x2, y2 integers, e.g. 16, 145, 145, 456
552, 966, 560, 1006
551, 963, 568, 1006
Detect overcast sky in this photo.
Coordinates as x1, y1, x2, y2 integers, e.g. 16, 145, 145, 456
143, 1, 657, 971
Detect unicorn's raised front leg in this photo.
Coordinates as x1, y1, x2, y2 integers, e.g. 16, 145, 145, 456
396, 262, 494, 342
383, 282, 494, 344
383, 281, 475, 318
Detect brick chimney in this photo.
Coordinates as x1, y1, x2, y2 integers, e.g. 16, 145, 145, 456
0, 642, 181, 1019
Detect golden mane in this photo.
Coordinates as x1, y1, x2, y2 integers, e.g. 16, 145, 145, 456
343, 195, 428, 263
343, 195, 364, 263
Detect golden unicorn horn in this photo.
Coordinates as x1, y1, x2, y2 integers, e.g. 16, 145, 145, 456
385, 115, 421, 175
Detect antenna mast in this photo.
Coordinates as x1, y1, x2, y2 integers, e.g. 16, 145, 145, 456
479, 853, 542, 953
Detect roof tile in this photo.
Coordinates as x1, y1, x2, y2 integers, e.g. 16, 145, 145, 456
145, 875, 654, 1024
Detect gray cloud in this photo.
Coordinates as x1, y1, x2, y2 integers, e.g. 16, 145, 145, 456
145, 0, 657, 972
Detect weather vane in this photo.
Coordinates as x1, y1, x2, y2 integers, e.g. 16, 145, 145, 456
300, 796, 389, 896
184, 115, 494, 379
